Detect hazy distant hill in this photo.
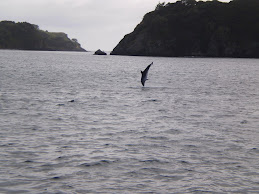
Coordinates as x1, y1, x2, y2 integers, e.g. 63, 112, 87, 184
0, 21, 86, 52
111, 0, 259, 58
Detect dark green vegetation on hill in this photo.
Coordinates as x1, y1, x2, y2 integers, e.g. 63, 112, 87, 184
0, 21, 86, 52
111, 0, 259, 58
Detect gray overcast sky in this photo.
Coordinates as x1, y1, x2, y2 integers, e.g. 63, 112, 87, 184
0, 0, 230, 51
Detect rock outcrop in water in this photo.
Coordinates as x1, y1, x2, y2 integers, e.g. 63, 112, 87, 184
0, 21, 86, 52
94, 49, 107, 55
111, 0, 259, 58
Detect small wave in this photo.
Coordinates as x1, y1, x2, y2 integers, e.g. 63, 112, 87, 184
79, 159, 119, 167
50, 175, 74, 181
154, 175, 184, 181
165, 128, 182, 135
141, 86, 170, 91
139, 159, 169, 164
240, 120, 248, 124
140, 135, 169, 141
55, 154, 84, 161
190, 114, 203, 118
52, 176, 61, 180
56, 103, 65, 106
24, 160, 34, 163
148, 99, 159, 102
179, 160, 191, 164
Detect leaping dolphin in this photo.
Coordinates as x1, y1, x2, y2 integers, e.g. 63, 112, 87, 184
141, 62, 153, 86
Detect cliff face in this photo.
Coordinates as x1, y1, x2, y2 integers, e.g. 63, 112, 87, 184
111, 0, 259, 58
0, 21, 86, 52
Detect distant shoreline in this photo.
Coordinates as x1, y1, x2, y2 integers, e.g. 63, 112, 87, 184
1, 49, 258, 59
0, 48, 88, 52
0, 21, 87, 52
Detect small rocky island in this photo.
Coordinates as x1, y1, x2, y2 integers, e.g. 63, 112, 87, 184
94, 49, 107, 55
111, 0, 259, 58
0, 21, 86, 52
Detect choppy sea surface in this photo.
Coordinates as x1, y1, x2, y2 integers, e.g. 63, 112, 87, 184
0, 50, 258, 193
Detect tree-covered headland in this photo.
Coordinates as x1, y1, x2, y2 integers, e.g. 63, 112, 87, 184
111, 0, 259, 58
0, 21, 86, 52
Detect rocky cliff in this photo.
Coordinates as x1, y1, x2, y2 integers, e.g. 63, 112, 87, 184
0, 21, 86, 52
111, 0, 259, 58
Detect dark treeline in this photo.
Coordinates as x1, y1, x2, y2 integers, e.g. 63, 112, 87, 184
111, 0, 259, 58
0, 21, 86, 52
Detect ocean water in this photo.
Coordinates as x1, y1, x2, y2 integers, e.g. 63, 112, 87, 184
0, 50, 258, 193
